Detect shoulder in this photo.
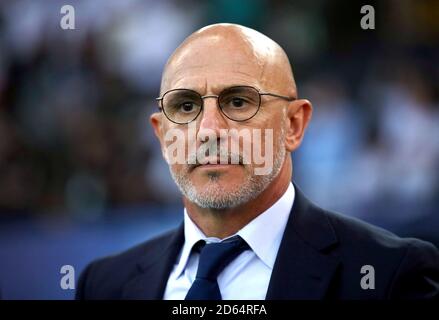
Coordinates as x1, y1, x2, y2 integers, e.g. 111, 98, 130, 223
75, 227, 180, 300
324, 209, 437, 256
323, 209, 439, 298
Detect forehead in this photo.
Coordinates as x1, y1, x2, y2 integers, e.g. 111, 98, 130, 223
169, 67, 263, 94
162, 36, 266, 93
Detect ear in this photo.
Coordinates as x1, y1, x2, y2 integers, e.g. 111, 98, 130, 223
150, 112, 167, 158
284, 99, 313, 152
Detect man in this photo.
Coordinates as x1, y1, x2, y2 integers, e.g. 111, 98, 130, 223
76, 23, 439, 300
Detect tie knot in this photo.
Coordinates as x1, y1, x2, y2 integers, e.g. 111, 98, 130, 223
195, 236, 249, 280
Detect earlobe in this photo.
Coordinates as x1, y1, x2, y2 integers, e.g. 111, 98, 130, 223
284, 99, 313, 152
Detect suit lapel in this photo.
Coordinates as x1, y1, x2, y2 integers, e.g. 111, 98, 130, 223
266, 185, 340, 299
122, 224, 184, 299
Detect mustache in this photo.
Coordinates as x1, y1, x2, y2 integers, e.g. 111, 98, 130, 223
187, 143, 244, 168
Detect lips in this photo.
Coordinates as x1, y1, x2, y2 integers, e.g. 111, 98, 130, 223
190, 156, 242, 170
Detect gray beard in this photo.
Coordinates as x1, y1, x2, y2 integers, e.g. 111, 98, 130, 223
169, 130, 286, 210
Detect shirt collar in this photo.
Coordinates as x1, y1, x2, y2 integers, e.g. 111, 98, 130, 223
174, 182, 295, 278
236, 182, 295, 269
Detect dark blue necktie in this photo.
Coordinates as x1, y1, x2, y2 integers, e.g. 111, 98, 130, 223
185, 236, 249, 300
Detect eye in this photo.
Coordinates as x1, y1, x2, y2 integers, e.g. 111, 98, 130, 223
180, 102, 196, 113
223, 96, 251, 109
231, 97, 246, 108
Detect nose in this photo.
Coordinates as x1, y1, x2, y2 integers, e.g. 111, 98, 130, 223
197, 96, 228, 143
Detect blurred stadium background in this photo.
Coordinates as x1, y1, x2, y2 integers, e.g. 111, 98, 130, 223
0, 0, 438, 299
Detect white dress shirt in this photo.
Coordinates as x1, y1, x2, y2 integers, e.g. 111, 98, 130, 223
163, 182, 295, 300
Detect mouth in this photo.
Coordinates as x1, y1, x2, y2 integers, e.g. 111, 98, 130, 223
189, 156, 243, 171
196, 163, 240, 168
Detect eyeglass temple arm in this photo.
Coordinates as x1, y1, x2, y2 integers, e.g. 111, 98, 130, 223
260, 92, 296, 101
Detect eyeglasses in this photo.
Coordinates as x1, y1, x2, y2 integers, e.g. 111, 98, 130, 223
156, 85, 295, 124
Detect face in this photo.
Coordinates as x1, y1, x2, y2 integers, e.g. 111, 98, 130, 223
153, 31, 293, 209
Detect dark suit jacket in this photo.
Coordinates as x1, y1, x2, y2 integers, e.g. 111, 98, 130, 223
76, 186, 439, 299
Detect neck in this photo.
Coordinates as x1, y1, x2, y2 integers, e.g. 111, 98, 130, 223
184, 156, 292, 239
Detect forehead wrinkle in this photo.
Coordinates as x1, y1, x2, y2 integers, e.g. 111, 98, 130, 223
170, 69, 263, 93
162, 61, 262, 95
173, 62, 258, 79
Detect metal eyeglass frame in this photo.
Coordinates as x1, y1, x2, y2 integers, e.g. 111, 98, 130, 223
155, 85, 296, 124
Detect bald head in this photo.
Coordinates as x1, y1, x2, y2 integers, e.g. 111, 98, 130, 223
160, 23, 297, 97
